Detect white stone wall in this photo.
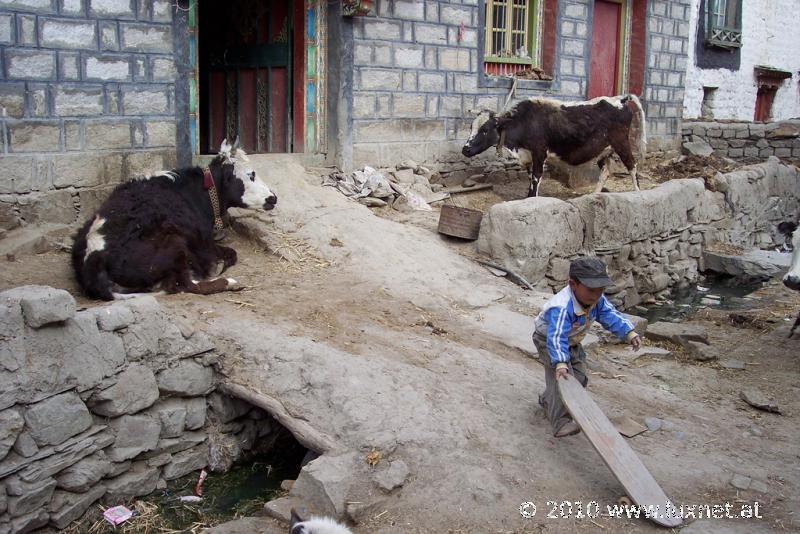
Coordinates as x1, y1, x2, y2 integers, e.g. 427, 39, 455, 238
683, 0, 800, 120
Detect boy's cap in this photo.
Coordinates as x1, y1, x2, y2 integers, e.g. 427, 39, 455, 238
570, 257, 612, 288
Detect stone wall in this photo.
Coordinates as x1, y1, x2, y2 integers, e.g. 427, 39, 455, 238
0, 287, 274, 533
0, 0, 177, 234
477, 157, 800, 308
682, 120, 800, 161
350, 0, 690, 168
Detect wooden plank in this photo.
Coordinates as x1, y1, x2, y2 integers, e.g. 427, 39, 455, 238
558, 376, 682, 528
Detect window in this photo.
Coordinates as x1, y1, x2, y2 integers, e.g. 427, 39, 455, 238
704, 0, 741, 49
484, 0, 541, 77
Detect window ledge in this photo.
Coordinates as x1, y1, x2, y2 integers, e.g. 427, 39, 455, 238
479, 76, 554, 90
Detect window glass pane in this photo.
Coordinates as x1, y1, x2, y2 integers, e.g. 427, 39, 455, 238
713, 0, 727, 27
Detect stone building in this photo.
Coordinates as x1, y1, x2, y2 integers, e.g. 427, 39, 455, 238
0, 0, 693, 231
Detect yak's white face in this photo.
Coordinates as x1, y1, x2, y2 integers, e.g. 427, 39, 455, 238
219, 138, 278, 210
783, 222, 800, 290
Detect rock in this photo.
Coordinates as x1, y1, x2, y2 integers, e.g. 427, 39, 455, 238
580, 333, 600, 350
184, 397, 207, 430
477, 197, 585, 283
143, 431, 207, 457
766, 122, 800, 139
104, 461, 131, 479
104, 463, 159, 501
740, 389, 781, 414
730, 473, 751, 490
93, 303, 135, 331
280, 479, 294, 491
147, 398, 188, 439
23, 392, 93, 447
89, 364, 160, 417
749, 479, 769, 493
462, 178, 477, 187
702, 249, 791, 280
0, 484, 5, 515
720, 359, 746, 370
644, 322, 709, 345
8, 509, 49, 533
146, 453, 171, 468
161, 445, 207, 480
56, 451, 112, 493
6, 477, 56, 517
0, 408, 24, 461
157, 360, 214, 396
396, 160, 418, 171
48, 485, 106, 529
1, 286, 76, 328
107, 415, 161, 462
291, 453, 356, 517
682, 136, 714, 157
625, 314, 648, 335
263, 495, 307, 523
635, 347, 673, 360
12, 432, 38, 459
644, 417, 662, 432
390, 169, 415, 184
685, 341, 717, 361
207, 392, 251, 423
372, 459, 409, 492
358, 197, 387, 208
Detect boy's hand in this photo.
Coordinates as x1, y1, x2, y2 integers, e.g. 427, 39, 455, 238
555, 367, 569, 380
630, 334, 641, 352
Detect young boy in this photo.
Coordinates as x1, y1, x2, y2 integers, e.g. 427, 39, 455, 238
533, 257, 641, 437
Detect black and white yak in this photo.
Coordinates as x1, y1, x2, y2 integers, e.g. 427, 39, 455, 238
462, 94, 646, 197
778, 221, 800, 337
72, 139, 277, 300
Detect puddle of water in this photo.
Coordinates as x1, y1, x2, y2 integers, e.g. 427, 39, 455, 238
143, 436, 308, 530
638, 274, 763, 324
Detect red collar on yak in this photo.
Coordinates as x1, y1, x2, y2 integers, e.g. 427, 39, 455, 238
203, 168, 224, 231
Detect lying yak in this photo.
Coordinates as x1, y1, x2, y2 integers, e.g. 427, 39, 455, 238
72, 139, 277, 300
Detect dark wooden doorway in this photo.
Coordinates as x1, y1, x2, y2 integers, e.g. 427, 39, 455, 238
588, 0, 622, 99
199, 0, 293, 154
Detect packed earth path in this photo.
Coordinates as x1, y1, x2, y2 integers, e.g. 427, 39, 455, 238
2, 156, 798, 534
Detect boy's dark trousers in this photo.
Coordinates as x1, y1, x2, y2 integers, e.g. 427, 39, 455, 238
532, 333, 588, 435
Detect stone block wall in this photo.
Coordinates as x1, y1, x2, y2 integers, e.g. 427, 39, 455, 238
0, 0, 177, 233
477, 158, 800, 308
682, 120, 800, 161
351, 0, 691, 168
0, 287, 275, 533
645, 0, 691, 151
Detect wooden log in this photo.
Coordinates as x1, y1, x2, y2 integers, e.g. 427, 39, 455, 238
220, 383, 339, 454
440, 183, 494, 194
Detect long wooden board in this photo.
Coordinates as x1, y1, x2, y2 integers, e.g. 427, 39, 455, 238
558, 376, 682, 527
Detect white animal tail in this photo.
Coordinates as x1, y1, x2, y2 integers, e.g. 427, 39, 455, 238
625, 94, 647, 160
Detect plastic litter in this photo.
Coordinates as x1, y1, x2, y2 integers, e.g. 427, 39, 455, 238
194, 468, 208, 496
179, 495, 203, 503
103, 505, 133, 526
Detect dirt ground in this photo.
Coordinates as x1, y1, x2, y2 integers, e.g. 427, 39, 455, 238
2, 154, 799, 534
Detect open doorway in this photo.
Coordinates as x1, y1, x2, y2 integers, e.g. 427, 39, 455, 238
198, 0, 299, 154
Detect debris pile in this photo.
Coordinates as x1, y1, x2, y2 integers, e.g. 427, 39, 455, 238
323, 160, 450, 211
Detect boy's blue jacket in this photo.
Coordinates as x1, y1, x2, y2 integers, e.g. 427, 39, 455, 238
534, 286, 636, 366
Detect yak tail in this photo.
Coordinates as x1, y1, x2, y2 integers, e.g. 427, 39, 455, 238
623, 94, 647, 160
